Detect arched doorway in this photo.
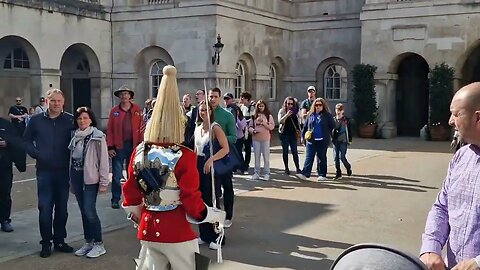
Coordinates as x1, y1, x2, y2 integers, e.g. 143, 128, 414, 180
394, 53, 429, 136
461, 43, 480, 85
60, 43, 101, 114
0, 35, 41, 116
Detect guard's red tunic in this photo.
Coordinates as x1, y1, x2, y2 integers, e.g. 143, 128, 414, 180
122, 143, 206, 243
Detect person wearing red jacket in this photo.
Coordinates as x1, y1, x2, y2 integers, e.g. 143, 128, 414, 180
122, 65, 225, 270
107, 85, 143, 209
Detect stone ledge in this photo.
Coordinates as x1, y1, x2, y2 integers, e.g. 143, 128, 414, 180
0, 0, 107, 19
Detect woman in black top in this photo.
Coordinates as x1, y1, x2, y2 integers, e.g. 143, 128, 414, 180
277, 96, 301, 175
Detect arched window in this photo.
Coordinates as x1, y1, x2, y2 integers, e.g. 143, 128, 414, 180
150, 60, 167, 98
324, 64, 347, 100
269, 65, 277, 100
3, 48, 30, 69
235, 62, 245, 98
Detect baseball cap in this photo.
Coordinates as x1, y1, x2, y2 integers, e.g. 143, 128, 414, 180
307, 86, 316, 92
223, 92, 234, 100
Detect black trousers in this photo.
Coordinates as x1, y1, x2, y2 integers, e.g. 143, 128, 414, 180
197, 157, 220, 243
0, 164, 13, 222
242, 136, 252, 169
215, 172, 234, 220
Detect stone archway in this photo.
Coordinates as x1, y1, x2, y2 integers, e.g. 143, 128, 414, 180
60, 43, 101, 114
460, 43, 480, 86
0, 35, 41, 116
393, 53, 429, 136
134, 46, 174, 103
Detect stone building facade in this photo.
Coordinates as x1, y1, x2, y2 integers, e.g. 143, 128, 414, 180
1, 0, 478, 136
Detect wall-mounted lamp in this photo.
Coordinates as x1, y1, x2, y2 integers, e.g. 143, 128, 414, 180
212, 34, 224, 65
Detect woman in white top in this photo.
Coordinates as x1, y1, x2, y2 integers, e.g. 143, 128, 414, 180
193, 100, 229, 250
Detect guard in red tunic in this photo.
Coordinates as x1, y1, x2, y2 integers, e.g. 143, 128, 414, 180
122, 65, 225, 270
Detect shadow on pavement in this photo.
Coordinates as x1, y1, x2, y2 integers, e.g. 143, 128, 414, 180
203, 196, 351, 270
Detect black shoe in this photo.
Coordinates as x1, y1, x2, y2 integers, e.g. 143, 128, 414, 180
347, 168, 352, 176
40, 244, 52, 258
1, 220, 13, 232
111, 201, 120, 209
296, 169, 302, 174
334, 173, 342, 180
54, 242, 74, 253
284, 168, 290, 175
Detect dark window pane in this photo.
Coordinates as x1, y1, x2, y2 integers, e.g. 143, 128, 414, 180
14, 59, 22, 68
13, 48, 22, 59
5, 53, 12, 60
23, 60, 30, 69
4, 59, 11, 69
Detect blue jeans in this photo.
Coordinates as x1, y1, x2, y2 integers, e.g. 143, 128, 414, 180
111, 141, 133, 203
279, 133, 300, 171
333, 142, 351, 175
36, 169, 70, 245
302, 140, 329, 177
71, 169, 102, 242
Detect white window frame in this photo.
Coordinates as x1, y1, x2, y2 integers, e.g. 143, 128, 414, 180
324, 64, 347, 100
3, 48, 30, 70
235, 62, 245, 99
268, 65, 277, 100
149, 60, 167, 98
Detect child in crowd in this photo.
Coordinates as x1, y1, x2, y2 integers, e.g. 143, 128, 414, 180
249, 100, 275, 181
331, 103, 352, 180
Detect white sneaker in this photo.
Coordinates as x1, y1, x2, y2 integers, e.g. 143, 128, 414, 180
262, 174, 269, 181
86, 242, 106, 258
75, 242, 93, 256
296, 173, 307, 181
224, 219, 232, 228
317, 176, 327, 181
250, 174, 260, 181
209, 242, 221, 250
197, 238, 207, 245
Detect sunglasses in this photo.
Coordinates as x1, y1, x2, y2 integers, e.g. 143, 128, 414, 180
16, 100, 22, 102
287, 103, 294, 106
315, 104, 323, 107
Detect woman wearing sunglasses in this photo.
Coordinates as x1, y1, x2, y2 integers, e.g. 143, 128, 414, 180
297, 98, 335, 182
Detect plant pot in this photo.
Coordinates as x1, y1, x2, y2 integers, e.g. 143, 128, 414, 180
429, 125, 448, 141
358, 123, 377, 138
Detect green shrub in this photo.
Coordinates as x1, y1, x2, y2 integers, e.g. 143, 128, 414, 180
352, 64, 378, 125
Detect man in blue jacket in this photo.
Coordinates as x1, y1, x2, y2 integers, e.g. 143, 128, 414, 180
23, 89, 75, 258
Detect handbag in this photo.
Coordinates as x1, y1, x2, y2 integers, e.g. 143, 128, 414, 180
304, 115, 314, 141
289, 117, 301, 140
203, 140, 240, 176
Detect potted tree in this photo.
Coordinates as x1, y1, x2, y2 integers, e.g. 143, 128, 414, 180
428, 63, 454, 141
352, 64, 378, 138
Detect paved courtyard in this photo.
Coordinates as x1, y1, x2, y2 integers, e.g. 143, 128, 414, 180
0, 137, 452, 270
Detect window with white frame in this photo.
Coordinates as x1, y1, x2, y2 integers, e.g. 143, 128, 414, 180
324, 64, 347, 100
3, 48, 30, 69
150, 60, 167, 98
235, 62, 245, 98
269, 65, 277, 100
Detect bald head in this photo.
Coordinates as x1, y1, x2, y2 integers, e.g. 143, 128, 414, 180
455, 82, 480, 111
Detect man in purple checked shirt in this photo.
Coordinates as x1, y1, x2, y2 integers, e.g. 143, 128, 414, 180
420, 82, 480, 270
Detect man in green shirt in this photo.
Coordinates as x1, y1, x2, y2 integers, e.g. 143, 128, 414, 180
208, 88, 236, 144
207, 87, 236, 229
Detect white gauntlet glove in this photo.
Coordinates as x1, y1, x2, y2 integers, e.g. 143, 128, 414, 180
187, 205, 226, 225
122, 203, 143, 221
